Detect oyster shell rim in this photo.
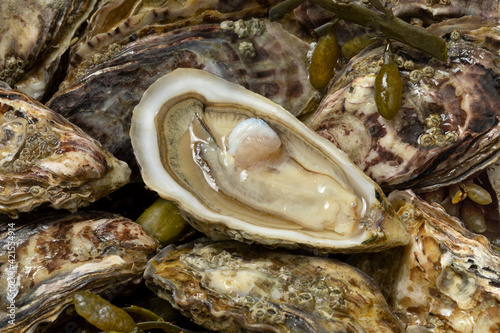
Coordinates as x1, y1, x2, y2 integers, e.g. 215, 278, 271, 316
130, 68, 410, 252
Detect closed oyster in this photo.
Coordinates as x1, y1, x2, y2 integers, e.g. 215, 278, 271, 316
0, 0, 99, 100
70, 0, 286, 68
131, 68, 409, 253
310, 17, 500, 191
144, 241, 404, 332
0, 211, 158, 333
0, 84, 131, 218
48, 18, 318, 168
352, 190, 500, 332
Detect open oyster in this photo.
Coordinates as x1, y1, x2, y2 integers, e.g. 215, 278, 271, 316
0, 211, 158, 333
131, 68, 409, 253
0, 84, 131, 218
144, 241, 404, 332
351, 190, 500, 332
310, 16, 500, 191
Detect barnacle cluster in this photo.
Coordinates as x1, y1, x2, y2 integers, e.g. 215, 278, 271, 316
418, 113, 458, 148
221, 18, 266, 58
0, 110, 59, 173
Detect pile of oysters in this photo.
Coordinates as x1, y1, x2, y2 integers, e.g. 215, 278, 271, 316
1, 0, 499, 332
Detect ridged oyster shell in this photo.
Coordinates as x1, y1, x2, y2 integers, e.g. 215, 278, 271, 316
69, 0, 286, 68
0, 211, 158, 333
144, 241, 404, 333
310, 17, 500, 191
0, 0, 99, 100
0, 84, 131, 217
351, 190, 500, 332
131, 68, 409, 253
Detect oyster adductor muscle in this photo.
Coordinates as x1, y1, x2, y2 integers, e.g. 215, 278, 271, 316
0, 211, 158, 333
130, 68, 409, 253
0, 85, 131, 218
144, 240, 405, 333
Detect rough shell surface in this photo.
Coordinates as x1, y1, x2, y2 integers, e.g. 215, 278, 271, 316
0, 84, 131, 218
130, 68, 409, 253
0, 211, 158, 333
388, 0, 500, 24
310, 17, 500, 191
351, 190, 500, 333
69, 0, 286, 67
0, 0, 98, 100
144, 241, 404, 333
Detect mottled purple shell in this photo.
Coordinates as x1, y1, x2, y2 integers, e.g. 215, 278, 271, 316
310, 17, 500, 191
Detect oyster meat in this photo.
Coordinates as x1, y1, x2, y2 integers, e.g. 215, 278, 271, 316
310, 16, 500, 191
131, 68, 409, 253
352, 190, 500, 332
0, 211, 158, 333
0, 84, 131, 218
144, 241, 404, 333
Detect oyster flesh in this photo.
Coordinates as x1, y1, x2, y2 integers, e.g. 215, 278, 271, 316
144, 241, 404, 332
352, 190, 500, 332
310, 16, 500, 191
0, 83, 131, 218
131, 68, 409, 253
0, 211, 158, 333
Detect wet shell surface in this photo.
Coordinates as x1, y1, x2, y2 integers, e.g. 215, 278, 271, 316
0, 84, 131, 218
310, 17, 500, 191
144, 240, 404, 333
0, 211, 158, 333
0, 0, 99, 100
352, 190, 500, 332
130, 68, 409, 253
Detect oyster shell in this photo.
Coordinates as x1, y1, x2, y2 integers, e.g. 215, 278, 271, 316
48, 18, 318, 169
389, 0, 500, 24
351, 190, 500, 332
0, 0, 99, 100
70, 0, 286, 68
310, 16, 500, 191
130, 68, 409, 253
0, 211, 158, 333
144, 241, 404, 332
0, 84, 131, 218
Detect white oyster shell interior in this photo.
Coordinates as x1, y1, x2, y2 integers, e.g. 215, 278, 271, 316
131, 68, 408, 252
